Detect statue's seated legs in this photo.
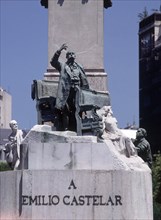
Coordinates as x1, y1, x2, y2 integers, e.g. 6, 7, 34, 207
55, 87, 78, 132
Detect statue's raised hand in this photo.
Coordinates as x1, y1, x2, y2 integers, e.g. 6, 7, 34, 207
58, 43, 68, 52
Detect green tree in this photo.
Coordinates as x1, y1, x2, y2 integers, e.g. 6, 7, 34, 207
152, 152, 161, 219
138, 7, 148, 21
0, 162, 11, 172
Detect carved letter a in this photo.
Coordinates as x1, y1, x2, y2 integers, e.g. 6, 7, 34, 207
68, 180, 77, 190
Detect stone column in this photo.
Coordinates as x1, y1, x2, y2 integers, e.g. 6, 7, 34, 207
42, 0, 110, 91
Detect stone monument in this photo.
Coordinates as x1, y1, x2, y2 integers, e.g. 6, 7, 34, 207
0, 1, 153, 220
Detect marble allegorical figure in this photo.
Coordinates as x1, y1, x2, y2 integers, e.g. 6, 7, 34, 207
97, 106, 136, 157
3, 120, 24, 170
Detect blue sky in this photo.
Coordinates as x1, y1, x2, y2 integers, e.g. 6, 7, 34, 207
0, 0, 161, 130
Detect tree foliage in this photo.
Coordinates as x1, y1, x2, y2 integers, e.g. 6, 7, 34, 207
0, 162, 11, 172
152, 152, 161, 219
138, 7, 148, 21
152, 153, 161, 203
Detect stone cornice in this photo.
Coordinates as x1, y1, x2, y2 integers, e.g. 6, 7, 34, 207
40, 0, 112, 9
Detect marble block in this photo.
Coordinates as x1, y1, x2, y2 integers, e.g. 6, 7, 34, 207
0, 169, 153, 220
20, 125, 149, 171
0, 125, 153, 220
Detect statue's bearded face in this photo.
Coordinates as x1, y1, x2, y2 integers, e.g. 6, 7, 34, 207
66, 52, 76, 62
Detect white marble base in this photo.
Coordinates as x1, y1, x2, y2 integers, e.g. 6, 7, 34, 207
20, 125, 150, 171
0, 125, 153, 220
0, 169, 153, 220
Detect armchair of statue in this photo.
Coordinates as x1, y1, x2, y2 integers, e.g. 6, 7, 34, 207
31, 80, 58, 124
75, 87, 110, 135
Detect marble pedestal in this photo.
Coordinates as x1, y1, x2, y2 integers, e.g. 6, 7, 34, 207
0, 125, 153, 220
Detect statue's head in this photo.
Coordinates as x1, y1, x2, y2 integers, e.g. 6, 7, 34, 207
9, 120, 18, 131
136, 128, 147, 139
102, 106, 113, 117
66, 51, 76, 62
97, 106, 114, 119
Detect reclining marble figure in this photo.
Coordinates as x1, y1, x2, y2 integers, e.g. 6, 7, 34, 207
97, 106, 137, 157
